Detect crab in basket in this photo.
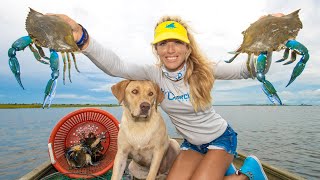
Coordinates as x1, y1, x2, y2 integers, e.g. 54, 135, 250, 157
66, 132, 106, 169
226, 9, 309, 105
7, 8, 80, 108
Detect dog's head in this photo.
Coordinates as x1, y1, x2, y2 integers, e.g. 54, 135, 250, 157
111, 80, 164, 118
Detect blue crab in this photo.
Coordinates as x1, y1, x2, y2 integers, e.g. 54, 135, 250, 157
66, 144, 94, 169
65, 132, 106, 168
226, 9, 309, 105
7, 8, 80, 108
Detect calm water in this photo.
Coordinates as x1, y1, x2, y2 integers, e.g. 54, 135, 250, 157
0, 106, 319, 179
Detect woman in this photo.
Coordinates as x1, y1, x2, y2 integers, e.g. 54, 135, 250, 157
54, 14, 277, 180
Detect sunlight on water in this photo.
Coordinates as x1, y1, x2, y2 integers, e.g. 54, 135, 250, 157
0, 106, 319, 179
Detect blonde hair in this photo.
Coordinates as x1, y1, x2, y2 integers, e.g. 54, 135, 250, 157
153, 16, 215, 111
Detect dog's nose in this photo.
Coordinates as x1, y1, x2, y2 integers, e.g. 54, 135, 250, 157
140, 102, 150, 112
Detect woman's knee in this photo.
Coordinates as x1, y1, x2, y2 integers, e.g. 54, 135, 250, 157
191, 149, 234, 180
166, 150, 203, 180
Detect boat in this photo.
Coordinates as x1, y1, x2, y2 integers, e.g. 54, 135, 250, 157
20, 138, 305, 180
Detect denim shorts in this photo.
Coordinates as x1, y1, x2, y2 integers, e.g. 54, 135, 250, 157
180, 124, 238, 157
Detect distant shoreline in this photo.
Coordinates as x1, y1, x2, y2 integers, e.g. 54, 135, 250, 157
0, 103, 314, 109
0, 104, 120, 109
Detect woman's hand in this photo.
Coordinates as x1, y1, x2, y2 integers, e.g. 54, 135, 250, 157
46, 13, 88, 48
271, 13, 285, 17
259, 13, 285, 20
246, 13, 285, 78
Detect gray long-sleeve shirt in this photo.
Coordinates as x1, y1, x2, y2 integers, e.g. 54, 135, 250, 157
83, 38, 257, 145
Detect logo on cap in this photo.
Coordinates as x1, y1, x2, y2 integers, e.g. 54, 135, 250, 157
152, 21, 190, 44
165, 23, 176, 29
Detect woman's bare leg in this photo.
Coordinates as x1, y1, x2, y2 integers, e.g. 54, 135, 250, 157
191, 149, 233, 180
166, 150, 203, 180
191, 149, 248, 180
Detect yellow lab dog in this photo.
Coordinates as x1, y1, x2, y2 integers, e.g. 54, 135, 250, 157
111, 80, 180, 180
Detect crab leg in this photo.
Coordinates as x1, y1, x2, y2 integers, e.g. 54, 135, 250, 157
276, 48, 290, 63
42, 49, 59, 109
67, 53, 72, 83
28, 45, 49, 64
283, 51, 297, 65
35, 44, 50, 61
8, 36, 34, 89
225, 52, 240, 63
246, 53, 254, 79
285, 40, 309, 87
71, 53, 80, 73
61, 52, 67, 85
256, 52, 282, 105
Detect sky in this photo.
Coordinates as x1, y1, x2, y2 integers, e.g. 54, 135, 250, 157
0, 0, 319, 105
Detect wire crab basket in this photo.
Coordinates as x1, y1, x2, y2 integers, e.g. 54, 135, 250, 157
48, 108, 119, 179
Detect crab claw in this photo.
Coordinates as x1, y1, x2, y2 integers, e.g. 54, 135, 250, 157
286, 59, 307, 87
8, 36, 33, 89
285, 40, 309, 87
12, 36, 32, 51
47, 90, 56, 109
42, 79, 57, 109
256, 52, 282, 105
42, 50, 60, 109
8, 56, 24, 90
261, 80, 282, 105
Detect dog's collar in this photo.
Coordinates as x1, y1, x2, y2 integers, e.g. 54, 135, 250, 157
161, 63, 186, 81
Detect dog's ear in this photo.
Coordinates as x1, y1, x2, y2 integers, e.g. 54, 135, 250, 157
111, 80, 131, 103
154, 83, 164, 106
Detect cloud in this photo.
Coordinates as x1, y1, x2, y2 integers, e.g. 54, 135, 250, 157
301, 89, 320, 96
89, 83, 115, 93
281, 89, 320, 98
277, 89, 320, 105
213, 90, 269, 105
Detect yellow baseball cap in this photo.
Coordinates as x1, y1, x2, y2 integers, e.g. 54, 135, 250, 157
152, 21, 190, 44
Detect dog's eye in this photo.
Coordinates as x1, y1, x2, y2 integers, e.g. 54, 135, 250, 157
148, 92, 153, 96
132, 89, 138, 94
